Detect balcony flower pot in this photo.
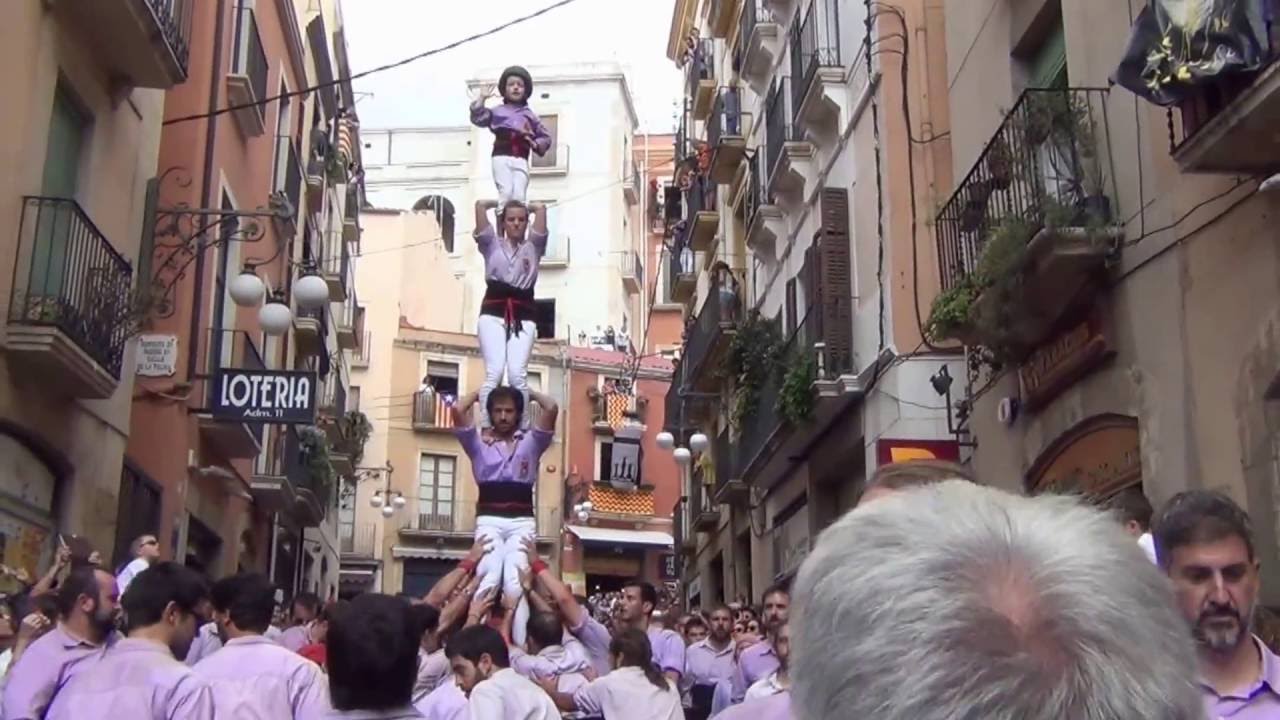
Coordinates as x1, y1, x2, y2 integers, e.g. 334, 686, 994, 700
986, 140, 1014, 190
959, 180, 994, 233
1075, 194, 1113, 225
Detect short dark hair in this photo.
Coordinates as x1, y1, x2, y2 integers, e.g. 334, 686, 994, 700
1153, 490, 1256, 567
293, 592, 321, 616
610, 629, 667, 689
122, 562, 208, 629
129, 534, 157, 556
500, 201, 529, 223
486, 385, 525, 421
761, 584, 790, 604
866, 460, 976, 494
684, 615, 707, 630
328, 594, 419, 711
623, 579, 658, 614
707, 604, 733, 618
408, 602, 441, 640
57, 567, 104, 618
526, 612, 563, 650
446, 624, 510, 668
1107, 486, 1154, 531
212, 573, 275, 633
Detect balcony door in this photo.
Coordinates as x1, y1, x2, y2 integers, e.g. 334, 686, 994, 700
31, 85, 89, 300
417, 454, 455, 531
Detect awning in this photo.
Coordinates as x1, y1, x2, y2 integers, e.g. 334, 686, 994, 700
391, 546, 468, 561
567, 525, 674, 549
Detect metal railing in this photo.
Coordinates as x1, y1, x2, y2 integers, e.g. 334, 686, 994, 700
685, 38, 714, 105
339, 522, 376, 556
275, 135, 303, 220
740, 0, 772, 55
737, 314, 788, 466
283, 427, 332, 514
231, 6, 268, 121
621, 250, 643, 287
352, 330, 371, 366
339, 274, 358, 334
669, 225, 696, 284
687, 174, 715, 218
665, 359, 686, 434
682, 274, 740, 381
9, 197, 133, 378
789, 0, 842, 119
147, 0, 193, 75
934, 87, 1112, 292
714, 428, 735, 492
663, 182, 684, 224
765, 77, 803, 182
675, 111, 690, 165
322, 229, 350, 290
709, 87, 745, 147
412, 390, 455, 430
318, 363, 347, 417
744, 148, 770, 229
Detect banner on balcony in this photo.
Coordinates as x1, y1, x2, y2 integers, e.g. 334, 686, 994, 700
211, 369, 316, 424
1114, 0, 1273, 106
609, 424, 644, 491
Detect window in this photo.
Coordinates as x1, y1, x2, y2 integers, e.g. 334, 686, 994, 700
785, 277, 798, 337
417, 454, 456, 523
543, 202, 567, 262
349, 385, 361, 412
423, 360, 459, 397
42, 84, 88, 198
598, 440, 614, 483
535, 299, 556, 339
531, 114, 559, 168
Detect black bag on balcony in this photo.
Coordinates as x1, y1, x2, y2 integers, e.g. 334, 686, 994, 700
1113, 0, 1274, 106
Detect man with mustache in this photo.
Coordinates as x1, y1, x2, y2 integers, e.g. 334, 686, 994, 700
1154, 490, 1280, 717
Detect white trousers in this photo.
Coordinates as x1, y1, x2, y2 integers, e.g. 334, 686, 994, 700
474, 514, 537, 647
477, 315, 536, 428
492, 155, 530, 208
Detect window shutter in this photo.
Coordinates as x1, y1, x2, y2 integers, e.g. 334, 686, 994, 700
815, 187, 853, 375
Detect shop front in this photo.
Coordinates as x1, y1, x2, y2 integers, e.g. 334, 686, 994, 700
1026, 414, 1142, 500
0, 430, 63, 587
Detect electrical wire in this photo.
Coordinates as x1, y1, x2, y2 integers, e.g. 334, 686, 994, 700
163, 0, 586, 126
1122, 176, 1257, 247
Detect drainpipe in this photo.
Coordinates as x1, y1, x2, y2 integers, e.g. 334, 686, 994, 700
557, 341, 570, 573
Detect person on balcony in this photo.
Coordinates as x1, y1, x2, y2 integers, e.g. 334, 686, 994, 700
472, 198, 549, 428
449, 386, 559, 649
470, 66, 553, 208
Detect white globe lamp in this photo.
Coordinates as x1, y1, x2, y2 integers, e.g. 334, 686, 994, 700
380, 504, 395, 518
392, 494, 407, 508
577, 510, 589, 522
293, 272, 330, 309
656, 431, 675, 450
689, 432, 710, 453
229, 269, 265, 307
370, 493, 384, 509
673, 447, 692, 466
258, 298, 292, 336
581, 501, 593, 512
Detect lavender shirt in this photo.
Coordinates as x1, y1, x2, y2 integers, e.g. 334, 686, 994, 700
414, 649, 452, 700
710, 690, 791, 720
682, 639, 736, 699
1, 624, 112, 720
474, 226, 549, 291
647, 627, 686, 681
183, 623, 222, 667
277, 624, 310, 653
469, 103, 553, 157
44, 638, 213, 720
730, 642, 778, 702
567, 613, 613, 678
414, 679, 466, 720
194, 635, 328, 718
454, 427, 554, 487
1201, 636, 1280, 719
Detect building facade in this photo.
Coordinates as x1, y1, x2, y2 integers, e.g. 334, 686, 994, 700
938, 1, 1280, 602
0, 0, 185, 579
663, 0, 959, 608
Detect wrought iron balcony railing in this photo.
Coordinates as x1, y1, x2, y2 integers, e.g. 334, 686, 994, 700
765, 77, 802, 182
708, 87, 745, 148
788, 0, 842, 119
231, 6, 268, 122
275, 135, 304, 220
682, 275, 741, 383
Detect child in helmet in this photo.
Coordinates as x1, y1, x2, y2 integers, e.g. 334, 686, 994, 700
470, 66, 553, 208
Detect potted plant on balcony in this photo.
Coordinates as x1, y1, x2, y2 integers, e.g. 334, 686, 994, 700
776, 350, 817, 427
337, 410, 372, 465
722, 311, 781, 429
299, 426, 335, 505
986, 138, 1014, 190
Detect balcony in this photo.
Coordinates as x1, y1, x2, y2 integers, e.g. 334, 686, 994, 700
682, 271, 741, 391
1169, 16, 1280, 173
317, 365, 347, 445
673, 497, 694, 554
744, 151, 784, 256
283, 429, 330, 526
397, 500, 568, 541
931, 88, 1122, 355
740, 0, 781, 82
688, 39, 717, 121
412, 390, 456, 433
621, 250, 643, 294
706, 0, 738, 38
273, 136, 304, 239
765, 77, 813, 198
690, 462, 720, 531
343, 188, 361, 245
708, 88, 751, 184
305, 154, 326, 212
336, 282, 359, 350
196, 329, 266, 460
293, 306, 326, 358
226, 6, 269, 136
352, 330, 371, 368
712, 428, 747, 504
591, 390, 645, 434
250, 431, 294, 513
53, 0, 191, 89
319, 229, 350, 301
788, 0, 847, 132
669, 227, 698, 303
687, 175, 719, 253
4, 197, 133, 399
340, 522, 377, 558
624, 165, 641, 205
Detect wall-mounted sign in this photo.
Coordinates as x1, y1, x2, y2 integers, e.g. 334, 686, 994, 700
211, 369, 316, 424
136, 335, 178, 377
1018, 314, 1113, 411
660, 553, 677, 580
875, 438, 961, 465
1027, 415, 1141, 498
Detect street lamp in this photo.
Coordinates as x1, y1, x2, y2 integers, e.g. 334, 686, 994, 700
364, 463, 405, 518
572, 500, 594, 523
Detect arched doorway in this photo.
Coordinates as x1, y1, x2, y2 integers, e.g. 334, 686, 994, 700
1026, 414, 1141, 500
0, 428, 66, 589
412, 195, 456, 253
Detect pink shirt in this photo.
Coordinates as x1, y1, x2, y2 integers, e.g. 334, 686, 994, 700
1, 624, 112, 720
193, 635, 328, 718
682, 639, 736, 701
44, 638, 213, 720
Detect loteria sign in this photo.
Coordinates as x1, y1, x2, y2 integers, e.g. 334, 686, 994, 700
211, 369, 316, 424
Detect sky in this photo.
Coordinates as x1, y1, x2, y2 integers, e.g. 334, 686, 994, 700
340, 0, 684, 132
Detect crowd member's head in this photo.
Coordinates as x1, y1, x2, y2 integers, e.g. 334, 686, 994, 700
486, 386, 524, 436
792, 481, 1202, 720
706, 605, 733, 645
310, 602, 339, 646
130, 534, 161, 563
409, 602, 442, 652
291, 592, 321, 626
771, 622, 791, 672
65, 536, 101, 569
1108, 486, 1155, 538
0, 597, 17, 649
610, 629, 669, 689
526, 611, 564, 655
210, 573, 274, 640
328, 594, 419, 710
760, 585, 789, 633
735, 605, 758, 625
446, 625, 510, 697
617, 579, 658, 628
1154, 490, 1260, 656
122, 562, 208, 661
58, 566, 120, 642
683, 615, 708, 644
858, 459, 976, 507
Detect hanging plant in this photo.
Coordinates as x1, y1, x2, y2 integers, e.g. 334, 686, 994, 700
926, 279, 979, 344
298, 426, 335, 501
776, 352, 817, 426
337, 410, 372, 465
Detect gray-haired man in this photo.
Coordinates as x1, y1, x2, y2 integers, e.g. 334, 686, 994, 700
791, 481, 1203, 720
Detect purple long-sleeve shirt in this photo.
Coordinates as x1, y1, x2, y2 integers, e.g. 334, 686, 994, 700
710, 690, 791, 720
44, 638, 214, 720
453, 427, 553, 486
566, 613, 613, 678
730, 642, 778, 703
682, 639, 736, 701
469, 102, 552, 158
1, 624, 112, 720
194, 634, 328, 718
647, 627, 686, 681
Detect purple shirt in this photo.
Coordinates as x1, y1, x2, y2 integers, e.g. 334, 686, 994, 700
193, 635, 328, 718
414, 680, 465, 720
44, 638, 213, 720
647, 627, 685, 680
1201, 637, 1280, 719
682, 639, 736, 699
414, 649, 452, 700
1, 624, 112, 720
183, 623, 221, 667
469, 103, 553, 157
731, 642, 778, 703
277, 625, 310, 653
567, 613, 613, 678
474, 225, 549, 291
711, 690, 791, 720
454, 427, 553, 487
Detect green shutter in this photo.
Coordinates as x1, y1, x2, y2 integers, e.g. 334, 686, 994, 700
1029, 22, 1068, 89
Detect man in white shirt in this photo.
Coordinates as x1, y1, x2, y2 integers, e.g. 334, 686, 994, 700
1107, 486, 1158, 564
446, 624, 558, 720
114, 534, 159, 598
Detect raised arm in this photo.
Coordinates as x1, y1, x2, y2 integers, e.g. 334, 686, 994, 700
423, 540, 485, 607
469, 83, 496, 128
527, 388, 558, 433
449, 391, 479, 430
529, 115, 554, 157
473, 201, 498, 239
530, 202, 549, 236
522, 538, 581, 627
